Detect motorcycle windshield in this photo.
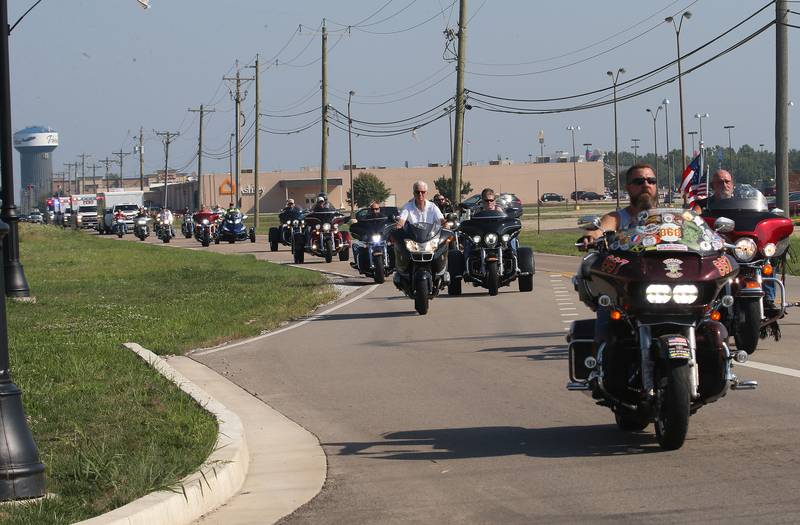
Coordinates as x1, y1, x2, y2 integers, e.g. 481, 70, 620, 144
225, 212, 243, 221
279, 208, 304, 222
706, 184, 769, 212
612, 208, 723, 256
305, 210, 339, 224
406, 221, 441, 242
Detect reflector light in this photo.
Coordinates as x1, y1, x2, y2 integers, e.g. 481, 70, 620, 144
763, 264, 773, 276
610, 310, 623, 321
710, 310, 722, 321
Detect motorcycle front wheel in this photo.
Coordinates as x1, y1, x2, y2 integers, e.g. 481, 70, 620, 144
734, 298, 761, 354
324, 238, 333, 263
654, 360, 690, 450
373, 255, 385, 284
414, 274, 429, 315
487, 260, 499, 296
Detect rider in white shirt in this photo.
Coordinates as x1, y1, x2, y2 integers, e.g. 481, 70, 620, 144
396, 180, 445, 227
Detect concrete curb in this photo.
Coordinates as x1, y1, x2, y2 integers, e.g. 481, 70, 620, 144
75, 342, 249, 525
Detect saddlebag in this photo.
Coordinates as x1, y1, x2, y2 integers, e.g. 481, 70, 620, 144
567, 318, 596, 382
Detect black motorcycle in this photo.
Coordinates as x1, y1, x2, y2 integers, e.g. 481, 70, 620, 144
181, 212, 194, 238
448, 208, 534, 296
349, 206, 398, 283
269, 208, 305, 252
568, 209, 758, 450
133, 215, 150, 241
391, 221, 453, 315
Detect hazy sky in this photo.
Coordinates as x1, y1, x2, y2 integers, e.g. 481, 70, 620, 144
8, 0, 799, 180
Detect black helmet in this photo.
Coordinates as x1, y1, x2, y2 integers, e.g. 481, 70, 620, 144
317, 192, 328, 202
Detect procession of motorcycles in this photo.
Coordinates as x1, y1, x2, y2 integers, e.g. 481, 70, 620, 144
63, 177, 794, 451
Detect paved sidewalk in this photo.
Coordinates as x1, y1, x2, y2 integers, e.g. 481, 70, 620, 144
166, 357, 326, 525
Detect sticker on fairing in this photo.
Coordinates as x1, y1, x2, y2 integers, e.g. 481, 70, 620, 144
656, 243, 689, 251
663, 214, 674, 223
659, 224, 682, 242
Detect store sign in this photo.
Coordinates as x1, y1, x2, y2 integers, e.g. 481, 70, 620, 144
240, 185, 264, 195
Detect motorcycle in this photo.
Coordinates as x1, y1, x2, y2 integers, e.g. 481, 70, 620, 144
448, 206, 534, 296
294, 210, 350, 264
113, 214, 127, 238
349, 206, 398, 284
181, 212, 194, 238
702, 185, 793, 353
568, 208, 758, 450
192, 211, 219, 247
156, 215, 175, 244
219, 210, 256, 244
133, 215, 150, 241
269, 208, 305, 252
391, 221, 453, 315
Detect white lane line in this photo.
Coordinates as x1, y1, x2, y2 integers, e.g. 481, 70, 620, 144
194, 284, 380, 356
560, 313, 578, 317
738, 360, 800, 379
558, 307, 577, 311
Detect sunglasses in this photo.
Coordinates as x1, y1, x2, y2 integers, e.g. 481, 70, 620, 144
414, 190, 427, 194
630, 177, 657, 186
485, 198, 495, 202
370, 207, 380, 211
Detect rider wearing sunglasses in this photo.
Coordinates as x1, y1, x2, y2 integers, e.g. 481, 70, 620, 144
581, 163, 658, 246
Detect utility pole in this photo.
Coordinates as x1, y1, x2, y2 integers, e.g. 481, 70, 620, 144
88, 163, 101, 192
320, 19, 329, 194
100, 157, 114, 191
246, 55, 261, 227
113, 148, 131, 189
775, 0, 789, 215
154, 131, 179, 209
77, 153, 91, 194
451, 0, 467, 206
188, 104, 215, 210
137, 127, 144, 191
63, 162, 76, 194
224, 63, 253, 208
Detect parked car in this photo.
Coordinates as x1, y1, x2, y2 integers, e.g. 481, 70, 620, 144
570, 190, 603, 201
539, 192, 564, 202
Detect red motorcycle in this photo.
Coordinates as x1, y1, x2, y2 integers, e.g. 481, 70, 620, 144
294, 210, 351, 264
702, 185, 793, 353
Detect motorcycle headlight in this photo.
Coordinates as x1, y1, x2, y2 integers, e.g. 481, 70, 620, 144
734, 238, 757, 262
285, 221, 290, 226
322, 223, 331, 232
202, 219, 209, 225
762, 242, 777, 257
645, 284, 672, 304
484, 233, 498, 247
137, 218, 147, 225
445, 221, 454, 229
292, 219, 300, 226
472, 235, 481, 244
371, 234, 382, 243
234, 218, 242, 224
405, 238, 439, 252
501, 234, 510, 242
672, 284, 698, 304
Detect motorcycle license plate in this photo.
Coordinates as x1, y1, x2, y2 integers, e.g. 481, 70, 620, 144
666, 336, 691, 360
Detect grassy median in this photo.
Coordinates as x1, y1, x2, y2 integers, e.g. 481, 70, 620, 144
2, 225, 335, 524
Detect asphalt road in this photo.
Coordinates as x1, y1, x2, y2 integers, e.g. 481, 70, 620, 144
112, 229, 800, 524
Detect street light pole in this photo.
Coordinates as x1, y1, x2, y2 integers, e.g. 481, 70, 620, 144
688, 131, 698, 156
662, 98, 672, 203
695, 113, 709, 150
0, 0, 29, 297
724, 124, 735, 172
646, 106, 662, 190
347, 90, 355, 217
666, 11, 692, 169
567, 125, 580, 209
632, 138, 640, 164
607, 68, 625, 209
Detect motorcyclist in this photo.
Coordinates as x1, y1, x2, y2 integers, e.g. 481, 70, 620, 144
312, 193, 335, 212
159, 207, 175, 237
366, 201, 385, 219
136, 207, 148, 218
396, 180, 444, 228
580, 164, 658, 345
433, 193, 453, 214
283, 198, 297, 212
691, 169, 733, 214
113, 208, 127, 234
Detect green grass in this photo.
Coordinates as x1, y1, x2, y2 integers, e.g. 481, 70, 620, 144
519, 229, 583, 257
1, 225, 336, 524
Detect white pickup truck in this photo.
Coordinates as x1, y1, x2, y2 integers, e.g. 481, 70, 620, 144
97, 191, 144, 234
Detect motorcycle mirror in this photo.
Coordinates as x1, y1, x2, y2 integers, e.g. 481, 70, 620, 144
242, 214, 248, 219
578, 215, 602, 231
713, 217, 735, 233
772, 208, 785, 215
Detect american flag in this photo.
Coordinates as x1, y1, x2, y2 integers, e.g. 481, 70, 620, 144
679, 154, 706, 205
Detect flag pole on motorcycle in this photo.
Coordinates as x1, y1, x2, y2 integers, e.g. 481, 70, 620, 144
700, 141, 707, 198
